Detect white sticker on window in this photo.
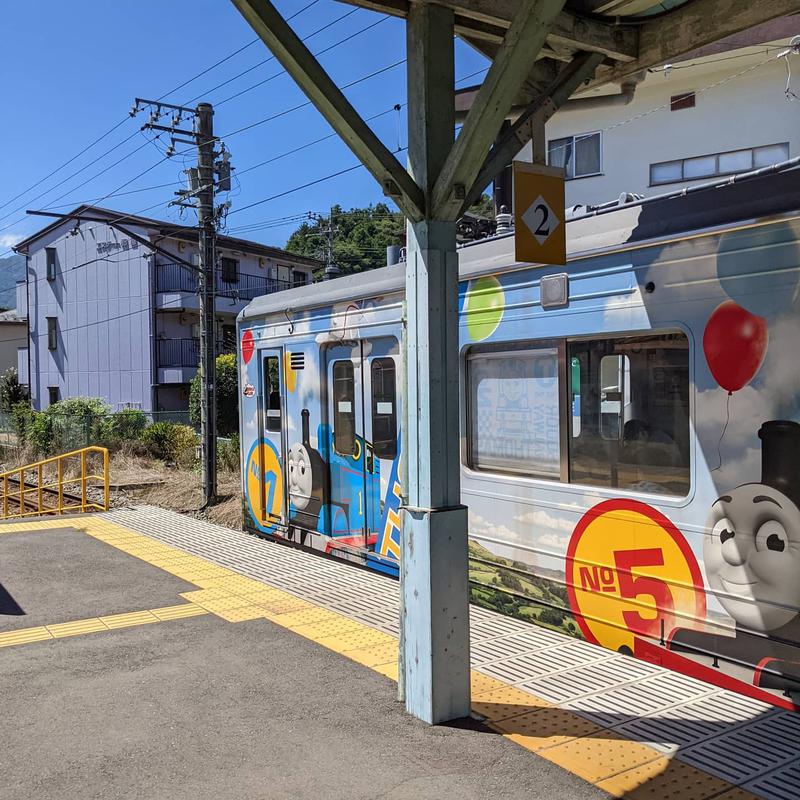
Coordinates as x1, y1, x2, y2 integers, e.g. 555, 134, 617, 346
266, 410, 281, 418
376, 402, 393, 415
338, 401, 352, 413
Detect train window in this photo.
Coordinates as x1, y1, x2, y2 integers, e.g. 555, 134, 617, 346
371, 358, 397, 459
332, 360, 356, 455
468, 346, 561, 479
568, 333, 690, 496
263, 356, 281, 432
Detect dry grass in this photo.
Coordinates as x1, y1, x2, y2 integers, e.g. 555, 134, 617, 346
108, 452, 242, 530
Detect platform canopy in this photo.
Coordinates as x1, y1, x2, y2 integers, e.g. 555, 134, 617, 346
333, 0, 799, 214
230, 0, 798, 726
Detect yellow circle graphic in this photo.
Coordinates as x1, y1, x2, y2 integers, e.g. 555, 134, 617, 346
567, 499, 705, 653
284, 351, 297, 393
246, 440, 284, 526
465, 275, 505, 341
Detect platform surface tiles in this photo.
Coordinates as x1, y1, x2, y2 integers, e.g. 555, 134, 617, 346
1, 505, 798, 800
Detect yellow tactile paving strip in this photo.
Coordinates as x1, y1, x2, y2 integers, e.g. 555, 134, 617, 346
0, 516, 760, 800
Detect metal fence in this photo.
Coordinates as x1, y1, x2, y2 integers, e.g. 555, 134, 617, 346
0, 409, 196, 455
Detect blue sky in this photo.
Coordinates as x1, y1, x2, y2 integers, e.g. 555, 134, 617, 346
0, 1, 488, 255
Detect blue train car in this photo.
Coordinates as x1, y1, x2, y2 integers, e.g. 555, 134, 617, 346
238, 171, 800, 709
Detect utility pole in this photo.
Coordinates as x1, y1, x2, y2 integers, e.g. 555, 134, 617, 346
132, 98, 231, 505
308, 208, 340, 280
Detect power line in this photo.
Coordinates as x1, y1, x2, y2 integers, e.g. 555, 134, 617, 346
0, 0, 322, 227
183, 6, 363, 107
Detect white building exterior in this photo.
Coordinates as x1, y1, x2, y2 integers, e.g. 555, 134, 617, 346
523, 27, 799, 209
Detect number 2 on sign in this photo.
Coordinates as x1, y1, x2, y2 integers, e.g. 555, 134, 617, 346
532, 203, 550, 236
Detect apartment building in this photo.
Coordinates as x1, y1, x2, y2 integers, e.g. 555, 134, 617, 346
14, 205, 320, 412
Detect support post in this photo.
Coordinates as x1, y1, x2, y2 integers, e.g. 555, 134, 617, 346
197, 102, 217, 505
402, 2, 470, 725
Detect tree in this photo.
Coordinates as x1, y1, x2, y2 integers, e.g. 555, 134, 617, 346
189, 353, 239, 435
0, 367, 26, 411
285, 204, 405, 277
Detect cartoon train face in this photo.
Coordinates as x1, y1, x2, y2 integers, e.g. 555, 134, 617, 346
287, 409, 326, 528
704, 420, 800, 633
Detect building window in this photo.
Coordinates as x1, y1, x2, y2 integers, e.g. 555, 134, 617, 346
220, 256, 239, 283
670, 92, 695, 111
46, 247, 57, 281
332, 360, 355, 455
467, 344, 561, 480
548, 132, 602, 179
46, 317, 57, 351
568, 332, 690, 496
293, 270, 309, 288
48, 386, 60, 406
650, 142, 789, 186
371, 358, 397, 460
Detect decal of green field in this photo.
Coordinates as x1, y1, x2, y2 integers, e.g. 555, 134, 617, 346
468, 540, 583, 640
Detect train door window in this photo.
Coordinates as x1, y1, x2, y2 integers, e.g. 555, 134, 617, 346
370, 358, 397, 459
467, 345, 561, 480
568, 332, 690, 496
332, 360, 356, 455
263, 355, 281, 432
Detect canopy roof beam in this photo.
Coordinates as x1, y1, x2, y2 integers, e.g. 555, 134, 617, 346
431, 0, 568, 220
461, 50, 604, 212
230, 0, 426, 221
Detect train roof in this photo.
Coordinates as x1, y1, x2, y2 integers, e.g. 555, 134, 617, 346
240, 168, 800, 322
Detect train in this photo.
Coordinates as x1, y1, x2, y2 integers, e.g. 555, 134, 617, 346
238, 169, 800, 711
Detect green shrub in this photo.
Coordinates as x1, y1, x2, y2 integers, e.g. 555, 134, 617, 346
27, 412, 55, 457
99, 409, 148, 447
0, 368, 26, 412
141, 421, 197, 465
190, 353, 239, 435
11, 402, 33, 444
46, 396, 111, 452
217, 433, 241, 473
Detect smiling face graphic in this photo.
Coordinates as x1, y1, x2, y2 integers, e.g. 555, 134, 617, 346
287, 442, 313, 511
705, 483, 800, 632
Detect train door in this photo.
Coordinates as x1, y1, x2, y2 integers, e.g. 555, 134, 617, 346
258, 349, 287, 528
325, 340, 397, 551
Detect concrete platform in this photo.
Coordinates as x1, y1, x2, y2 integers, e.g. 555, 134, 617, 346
2, 507, 799, 800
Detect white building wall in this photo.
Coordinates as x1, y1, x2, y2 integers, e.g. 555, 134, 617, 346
530, 48, 799, 209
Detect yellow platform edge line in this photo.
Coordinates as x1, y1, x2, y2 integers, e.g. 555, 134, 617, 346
1, 515, 752, 800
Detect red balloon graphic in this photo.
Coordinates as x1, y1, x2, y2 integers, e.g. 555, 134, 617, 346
241, 329, 255, 364
703, 300, 768, 393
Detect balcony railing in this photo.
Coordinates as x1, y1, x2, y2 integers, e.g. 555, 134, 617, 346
157, 338, 200, 368
156, 262, 296, 301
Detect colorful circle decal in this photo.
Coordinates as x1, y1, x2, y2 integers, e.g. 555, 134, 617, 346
245, 438, 284, 531
241, 329, 255, 364
464, 275, 505, 341
566, 499, 706, 653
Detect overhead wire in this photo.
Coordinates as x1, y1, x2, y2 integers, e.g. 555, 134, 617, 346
0, 0, 323, 232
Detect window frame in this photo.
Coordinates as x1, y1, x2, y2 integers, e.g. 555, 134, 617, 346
650, 142, 789, 186
463, 329, 692, 500
263, 354, 282, 433
45, 247, 57, 282
46, 316, 58, 351
465, 339, 569, 482
332, 359, 356, 456
547, 131, 603, 181
370, 357, 397, 460
220, 256, 239, 284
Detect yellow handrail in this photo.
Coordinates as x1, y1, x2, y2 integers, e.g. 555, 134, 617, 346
0, 446, 109, 520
